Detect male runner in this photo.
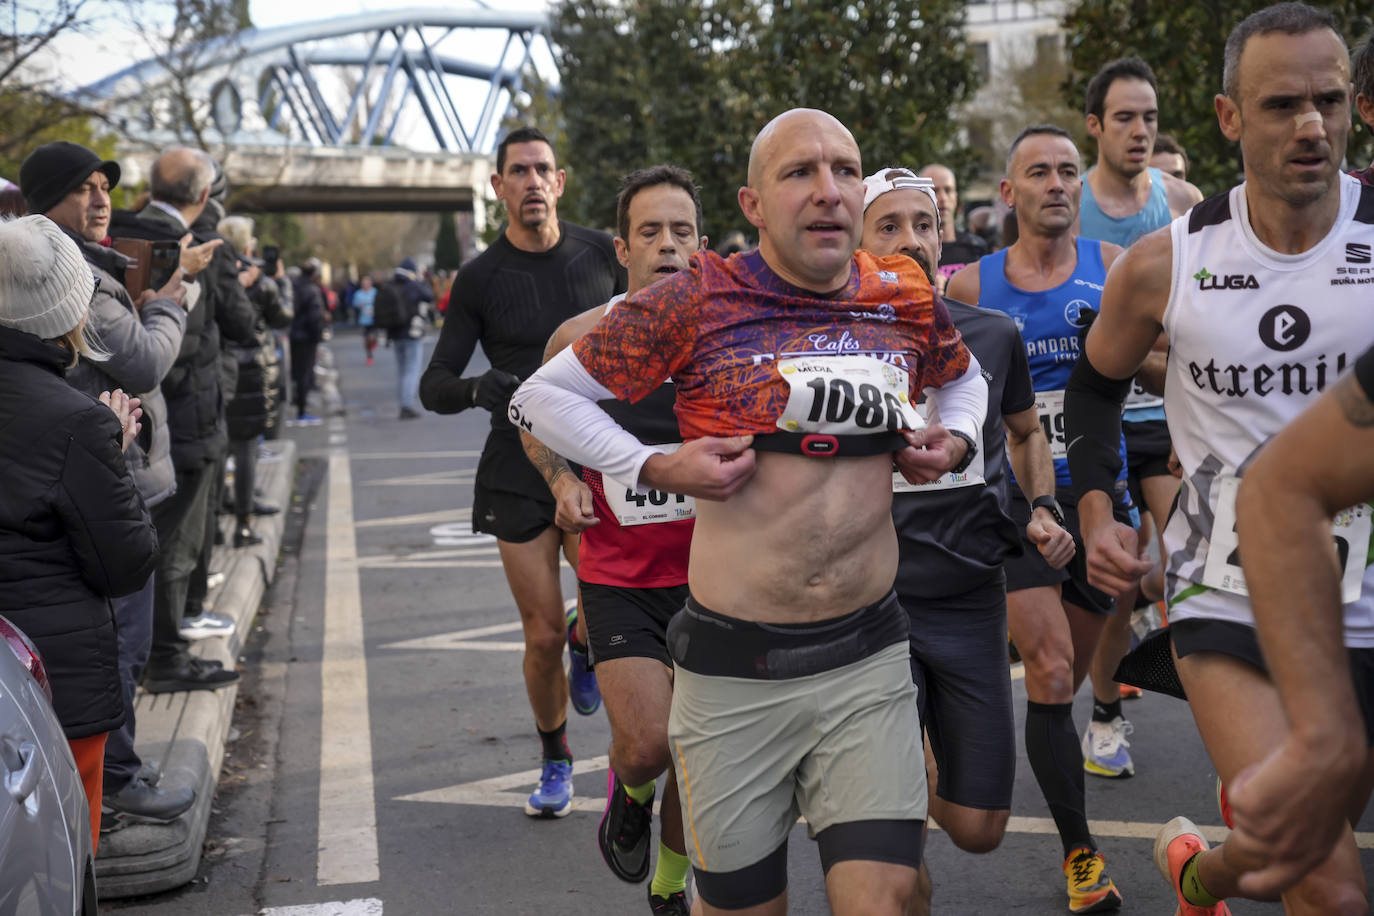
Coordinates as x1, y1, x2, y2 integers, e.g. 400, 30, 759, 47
419, 126, 625, 817
1077, 56, 1203, 780
520, 165, 705, 915
1229, 342, 1374, 899
860, 168, 1072, 911
1151, 135, 1190, 182
918, 163, 989, 293
1353, 33, 1372, 185
947, 124, 1129, 914
512, 108, 988, 916
1066, 5, 1374, 914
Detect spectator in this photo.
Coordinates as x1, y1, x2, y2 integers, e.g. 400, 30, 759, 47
289, 259, 326, 424
218, 215, 292, 547
352, 274, 377, 364
18, 140, 199, 825
0, 185, 25, 216
0, 214, 159, 851
107, 147, 249, 693
377, 257, 433, 420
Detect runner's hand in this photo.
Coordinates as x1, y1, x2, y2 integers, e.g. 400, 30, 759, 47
473, 369, 522, 411
1028, 509, 1075, 569
551, 472, 599, 533
1083, 518, 1151, 594
894, 424, 966, 484
1227, 736, 1363, 897
641, 435, 755, 501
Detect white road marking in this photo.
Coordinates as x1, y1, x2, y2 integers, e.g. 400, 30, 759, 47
361, 469, 475, 487
354, 508, 470, 529
396, 758, 1374, 848
257, 899, 384, 916
380, 621, 524, 652
357, 546, 499, 568
317, 452, 380, 886
349, 450, 481, 459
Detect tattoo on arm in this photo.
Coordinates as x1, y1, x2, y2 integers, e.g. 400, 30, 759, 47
526, 437, 574, 487
1335, 374, 1374, 428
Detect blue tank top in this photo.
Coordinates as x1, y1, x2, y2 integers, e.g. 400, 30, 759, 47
1080, 167, 1171, 422
1079, 167, 1172, 248
978, 237, 1126, 489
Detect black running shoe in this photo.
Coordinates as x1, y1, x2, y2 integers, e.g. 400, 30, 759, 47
598, 770, 653, 882
648, 888, 689, 915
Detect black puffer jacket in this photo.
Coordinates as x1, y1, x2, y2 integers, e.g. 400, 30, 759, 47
227, 275, 293, 441
0, 326, 159, 739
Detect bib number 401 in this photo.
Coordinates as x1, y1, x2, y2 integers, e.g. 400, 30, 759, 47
621, 488, 689, 509
804, 378, 912, 432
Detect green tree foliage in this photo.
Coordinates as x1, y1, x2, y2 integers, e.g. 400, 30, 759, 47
1063, 0, 1374, 197
520, 0, 980, 241
434, 211, 462, 271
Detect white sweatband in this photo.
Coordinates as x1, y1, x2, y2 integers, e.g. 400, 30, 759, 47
923, 354, 987, 441
509, 347, 666, 491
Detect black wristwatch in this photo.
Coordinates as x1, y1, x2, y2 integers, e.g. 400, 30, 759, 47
1031, 494, 1066, 526
947, 429, 977, 474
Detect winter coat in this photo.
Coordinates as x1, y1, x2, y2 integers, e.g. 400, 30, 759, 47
289, 276, 325, 345
0, 326, 158, 739
227, 274, 293, 441
60, 228, 187, 508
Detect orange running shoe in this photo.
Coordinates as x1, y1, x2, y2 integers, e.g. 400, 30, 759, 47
1153, 816, 1232, 915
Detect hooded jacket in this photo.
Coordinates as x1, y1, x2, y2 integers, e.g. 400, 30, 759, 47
0, 326, 158, 739
59, 227, 187, 507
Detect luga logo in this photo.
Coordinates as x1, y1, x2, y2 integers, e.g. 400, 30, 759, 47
1195, 266, 1259, 290
1347, 243, 1372, 264
1258, 304, 1311, 352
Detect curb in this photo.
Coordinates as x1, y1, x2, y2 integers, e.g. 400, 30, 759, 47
95, 439, 298, 899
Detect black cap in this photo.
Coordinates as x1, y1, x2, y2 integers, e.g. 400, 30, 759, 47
18, 141, 121, 216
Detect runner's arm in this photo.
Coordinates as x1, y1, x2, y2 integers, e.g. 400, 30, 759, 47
1064, 229, 1169, 593
419, 274, 484, 413
1227, 351, 1374, 896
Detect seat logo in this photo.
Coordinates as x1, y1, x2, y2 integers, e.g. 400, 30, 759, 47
1347, 243, 1372, 264
1258, 305, 1310, 352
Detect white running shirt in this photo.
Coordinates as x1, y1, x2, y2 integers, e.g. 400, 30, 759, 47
1161, 173, 1374, 646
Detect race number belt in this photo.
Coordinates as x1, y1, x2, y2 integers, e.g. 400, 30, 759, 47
754, 430, 909, 457
1201, 475, 1372, 603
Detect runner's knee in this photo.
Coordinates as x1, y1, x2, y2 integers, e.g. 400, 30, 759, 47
614, 734, 670, 784
937, 806, 1008, 854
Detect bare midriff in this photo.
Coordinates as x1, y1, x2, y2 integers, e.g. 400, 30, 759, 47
686, 450, 897, 623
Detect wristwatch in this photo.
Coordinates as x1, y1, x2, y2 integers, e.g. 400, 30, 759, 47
1031, 494, 1066, 526
947, 429, 977, 474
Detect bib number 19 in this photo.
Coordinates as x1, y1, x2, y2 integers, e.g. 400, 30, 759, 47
804, 378, 911, 432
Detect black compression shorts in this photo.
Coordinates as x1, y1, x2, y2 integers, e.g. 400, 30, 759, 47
1004, 489, 1132, 614
579, 581, 687, 668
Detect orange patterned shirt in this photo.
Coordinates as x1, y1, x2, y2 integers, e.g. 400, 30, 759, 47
573, 249, 971, 439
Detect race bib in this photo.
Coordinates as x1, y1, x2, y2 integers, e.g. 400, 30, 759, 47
776, 356, 925, 435
1036, 389, 1067, 460
602, 444, 696, 527
892, 401, 986, 493
1124, 379, 1163, 411
1202, 476, 1372, 604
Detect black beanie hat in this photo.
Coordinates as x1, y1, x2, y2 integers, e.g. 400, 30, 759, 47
19, 141, 121, 216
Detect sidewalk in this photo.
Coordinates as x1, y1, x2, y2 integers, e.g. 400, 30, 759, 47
95, 438, 298, 899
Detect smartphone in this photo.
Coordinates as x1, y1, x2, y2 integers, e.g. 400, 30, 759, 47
112, 238, 180, 298
262, 245, 279, 277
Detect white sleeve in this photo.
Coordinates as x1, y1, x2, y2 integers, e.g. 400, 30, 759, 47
509, 347, 667, 492
923, 354, 987, 441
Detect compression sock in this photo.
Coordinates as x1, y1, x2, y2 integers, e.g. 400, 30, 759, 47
1092, 697, 1123, 723
538, 721, 572, 763
650, 843, 690, 898
1026, 700, 1094, 857
1179, 851, 1222, 906
624, 779, 656, 805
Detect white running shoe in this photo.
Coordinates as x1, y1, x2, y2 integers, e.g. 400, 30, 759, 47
1082, 717, 1135, 778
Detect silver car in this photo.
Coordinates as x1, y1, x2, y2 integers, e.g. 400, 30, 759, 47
0, 615, 96, 914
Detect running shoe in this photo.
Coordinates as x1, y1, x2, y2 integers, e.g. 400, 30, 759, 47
648, 888, 689, 915
567, 609, 601, 715
1063, 847, 1123, 913
1215, 778, 1233, 829
1118, 683, 1144, 700
599, 770, 653, 882
524, 759, 574, 818
1082, 717, 1135, 778
1154, 816, 1232, 915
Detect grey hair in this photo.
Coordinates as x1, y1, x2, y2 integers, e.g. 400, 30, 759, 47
217, 214, 255, 254
150, 148, 215, 207
1223, 2, 1338, 100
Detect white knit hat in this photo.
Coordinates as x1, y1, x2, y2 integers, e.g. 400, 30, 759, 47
0, 214, 93, 339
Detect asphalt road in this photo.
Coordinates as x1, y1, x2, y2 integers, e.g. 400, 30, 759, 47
107, 326, 1374, 916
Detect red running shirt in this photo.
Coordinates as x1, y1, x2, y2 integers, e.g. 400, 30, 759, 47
573, 249, 971, 437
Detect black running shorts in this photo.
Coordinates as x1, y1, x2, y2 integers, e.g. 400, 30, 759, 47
579, 581, 687, 668
902, 572, 1015, 810
471, 484, 554, 544
1004, 489, 1131, 615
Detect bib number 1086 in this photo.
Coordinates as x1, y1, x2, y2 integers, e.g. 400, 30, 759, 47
804, 378, 912, 432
